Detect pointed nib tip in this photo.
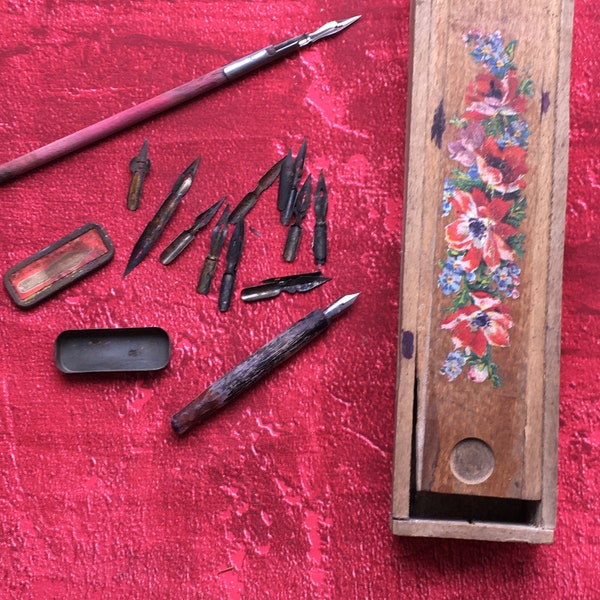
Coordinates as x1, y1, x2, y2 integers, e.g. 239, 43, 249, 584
307, 15, 361, 44
189, 157, 200, 173
323, 292, 360, 319
340, 15, 361, 27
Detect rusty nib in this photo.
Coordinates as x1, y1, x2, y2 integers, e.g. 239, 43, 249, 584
228, 158, 284, 225
313, 170, 328, 266
218, 219, 245, 311
160, 196, 225, 265
283, 174, 312, 263
197, 205, 230, 295
281, 139, 307, 226
127, 139, 151, 210
124, 157, 200, 277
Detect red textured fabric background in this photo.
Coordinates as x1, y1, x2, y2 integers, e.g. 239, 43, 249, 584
0, 1, 597, 598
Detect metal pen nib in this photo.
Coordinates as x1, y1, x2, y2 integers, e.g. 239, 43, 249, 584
223, 17, 362, 80
127, 139, 151, 210
323, 293, 360, 319
299, 15, 362, 47
124, 157, 200, 277
159, 196, 225, 265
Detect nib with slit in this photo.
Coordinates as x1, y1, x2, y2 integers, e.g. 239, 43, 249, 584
300, 15, 362, 46
124, 157, 200, 277
229, 157, 284, 225
159, 196, 225, 265
197, 205, 230, 295
241, 271, 330, 302
127, 139, 151, 211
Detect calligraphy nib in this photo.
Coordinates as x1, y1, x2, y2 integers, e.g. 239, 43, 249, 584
124, 157, 200, 277
301, 15, 361, 46
323, 293, 360, 319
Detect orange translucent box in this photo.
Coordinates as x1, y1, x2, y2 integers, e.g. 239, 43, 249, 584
4, 223, 114, 308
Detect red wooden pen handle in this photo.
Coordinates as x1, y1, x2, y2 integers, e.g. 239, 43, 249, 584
171, 309, 329, 435
0, 67, 227, 184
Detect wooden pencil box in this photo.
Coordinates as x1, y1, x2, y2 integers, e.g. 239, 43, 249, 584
392, 0, 573, 543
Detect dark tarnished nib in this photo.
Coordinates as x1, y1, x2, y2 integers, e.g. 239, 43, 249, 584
127, 139, 151, 211
124, 157, 200, 277
197, 205, 230, 295
277, 148, 294, 212
281, 138, 308, 226
218, 219, 245, 312
241, 271, 330, 302
229, 157, 284, 225
283, 174, 312, 263
159, 196, 225, 266
293, 174, 312, 224
313, 170, 328, 266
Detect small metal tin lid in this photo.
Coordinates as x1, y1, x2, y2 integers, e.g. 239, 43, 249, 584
55, 327, 171, 373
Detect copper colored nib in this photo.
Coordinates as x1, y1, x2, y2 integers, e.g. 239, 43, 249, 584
127, 139, 151, 210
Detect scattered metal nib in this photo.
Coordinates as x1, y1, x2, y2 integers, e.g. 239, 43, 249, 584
283, 174, 312, 262
277, 148, 293, 212
124, 157, 200, 277
159, 196, 225, 265
197, 205, 230, 295
218, 219, 245, 312
229, 158, 284, 225
127, 139, 151, 211
313, 170, 328, 266
241, 271, 330, 302
280, 138, 307, 226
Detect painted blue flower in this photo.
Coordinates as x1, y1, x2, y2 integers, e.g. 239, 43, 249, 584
442, 178, 455, 216
468, 31, 511, 78
466, 163, 479, 181
438, 267, 463, 295
507, 262, 521, 277
492, 262, 521, 298
497, 119, 531, 149
444, 253, 465, 273
441, 350, 467, 381
492, 266, 513, 291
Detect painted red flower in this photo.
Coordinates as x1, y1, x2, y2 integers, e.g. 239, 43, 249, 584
441, 292, 513, 357
463, 71, 528, 121
445, 187, 516, 271
476, 137, 528, 193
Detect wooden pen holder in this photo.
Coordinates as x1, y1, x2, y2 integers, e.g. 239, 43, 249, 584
392, 0, 573, 543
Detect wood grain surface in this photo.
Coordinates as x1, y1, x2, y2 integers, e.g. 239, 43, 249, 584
393, 0, 573, 538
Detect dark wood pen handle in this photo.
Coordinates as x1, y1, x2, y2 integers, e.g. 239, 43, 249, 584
171, 309, 329, 435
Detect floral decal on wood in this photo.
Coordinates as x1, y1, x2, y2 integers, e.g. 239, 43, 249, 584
438, 31, 534, 386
